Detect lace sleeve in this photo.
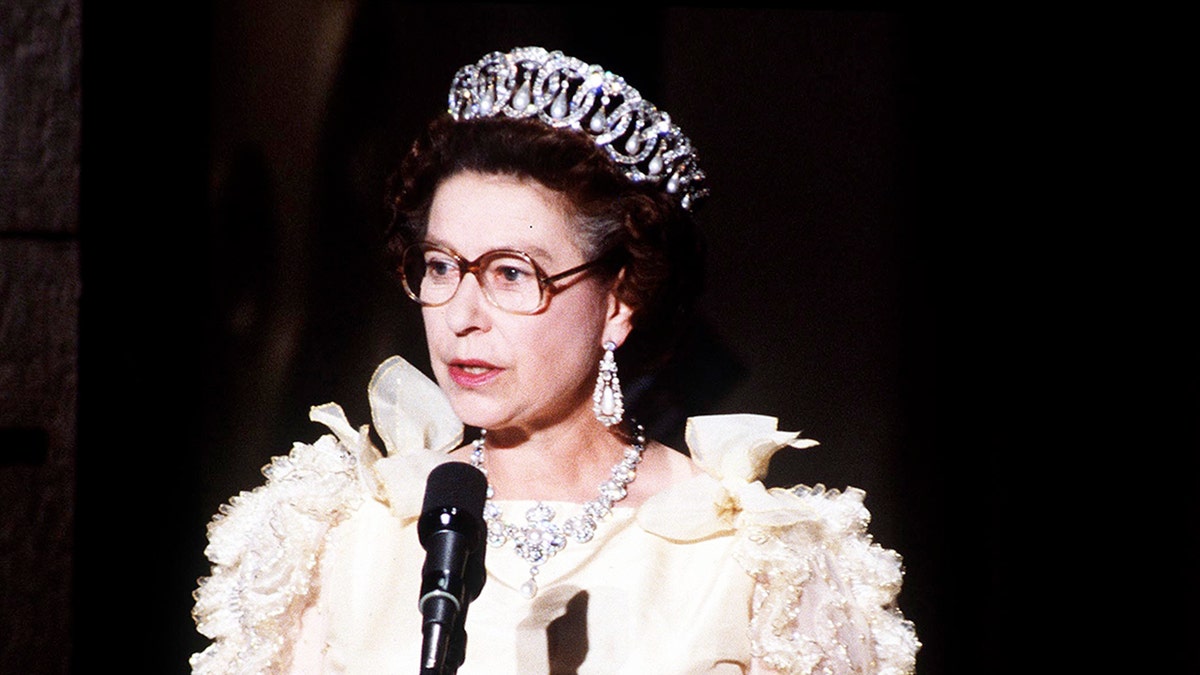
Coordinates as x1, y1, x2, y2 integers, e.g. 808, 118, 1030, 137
190, 407, 379, 674
734, 485, 919, 675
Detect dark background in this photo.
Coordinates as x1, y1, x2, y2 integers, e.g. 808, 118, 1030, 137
73, 5, 1007, 674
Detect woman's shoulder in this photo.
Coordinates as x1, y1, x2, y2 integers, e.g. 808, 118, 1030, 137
731, 483, 921, 675
615, 438, 699, 508
636, 412, 818, 541
639, 412, 920, 674
192, 357, 466, 673
191, 403, 385, 674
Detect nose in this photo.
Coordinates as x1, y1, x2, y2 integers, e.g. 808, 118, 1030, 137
441, 270, 492, 335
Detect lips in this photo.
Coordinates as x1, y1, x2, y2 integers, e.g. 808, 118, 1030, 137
447, 359, 504, 388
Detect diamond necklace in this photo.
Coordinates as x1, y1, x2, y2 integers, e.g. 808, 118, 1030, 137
469, 423, 646, 599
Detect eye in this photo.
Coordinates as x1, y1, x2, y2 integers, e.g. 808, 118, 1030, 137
424, 254, 457, 278
485, 256, 538, 289
498, 265, 529, 282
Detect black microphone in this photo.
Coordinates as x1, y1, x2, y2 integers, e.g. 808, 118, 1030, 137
417, 461, 488, 675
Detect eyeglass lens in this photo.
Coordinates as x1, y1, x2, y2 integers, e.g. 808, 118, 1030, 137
402, 245, 544, 313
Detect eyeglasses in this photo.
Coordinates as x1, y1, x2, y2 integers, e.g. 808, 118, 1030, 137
400, 242, 603, 315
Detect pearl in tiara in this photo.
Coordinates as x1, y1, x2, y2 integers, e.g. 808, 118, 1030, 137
447, 46, 708, 211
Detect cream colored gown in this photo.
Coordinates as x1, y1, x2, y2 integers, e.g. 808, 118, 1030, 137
191, 357, 919, 674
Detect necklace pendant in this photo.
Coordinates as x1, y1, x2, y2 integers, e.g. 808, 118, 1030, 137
470, 424, 646, 601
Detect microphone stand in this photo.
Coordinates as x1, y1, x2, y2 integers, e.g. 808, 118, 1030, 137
440, 603, 469, 675
431, 532, 486, 675
419, 548, 482, 675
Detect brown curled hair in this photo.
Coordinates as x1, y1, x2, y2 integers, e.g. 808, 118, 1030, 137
384, 114, 704, 377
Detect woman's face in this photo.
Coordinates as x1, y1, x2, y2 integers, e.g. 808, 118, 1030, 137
421, 171, 632, 434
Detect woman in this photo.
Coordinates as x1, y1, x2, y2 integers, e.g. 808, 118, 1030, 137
191, 47, 919, 674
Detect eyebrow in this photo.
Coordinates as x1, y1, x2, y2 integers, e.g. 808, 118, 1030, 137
518, 245, 555, 263
423, 238, 557, 266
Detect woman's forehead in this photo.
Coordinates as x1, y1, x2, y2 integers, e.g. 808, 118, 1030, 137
426, 172, 582, 264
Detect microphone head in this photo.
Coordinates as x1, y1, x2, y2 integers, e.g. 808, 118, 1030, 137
416, 462, 489, 672
418, 461, 488, 550
421, 461, 487, 517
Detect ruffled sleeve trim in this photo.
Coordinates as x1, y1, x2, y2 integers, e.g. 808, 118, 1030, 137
190, 404, 379, 674
191, 357, 465, 673
735, 485, 920, 675
639, 413, 919, 674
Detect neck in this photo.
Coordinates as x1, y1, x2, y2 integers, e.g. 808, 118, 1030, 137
478, 414, 634, 503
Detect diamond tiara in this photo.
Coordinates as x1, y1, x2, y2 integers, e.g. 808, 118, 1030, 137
447, 46, 708, 211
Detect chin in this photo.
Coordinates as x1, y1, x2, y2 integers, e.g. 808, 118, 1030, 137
443, 392, 510, 431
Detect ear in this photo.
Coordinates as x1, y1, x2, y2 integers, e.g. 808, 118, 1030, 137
602, 271, 635, 348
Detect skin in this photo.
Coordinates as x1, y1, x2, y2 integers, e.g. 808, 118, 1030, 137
423, 171, 698, 504
292, 170, 775, 673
